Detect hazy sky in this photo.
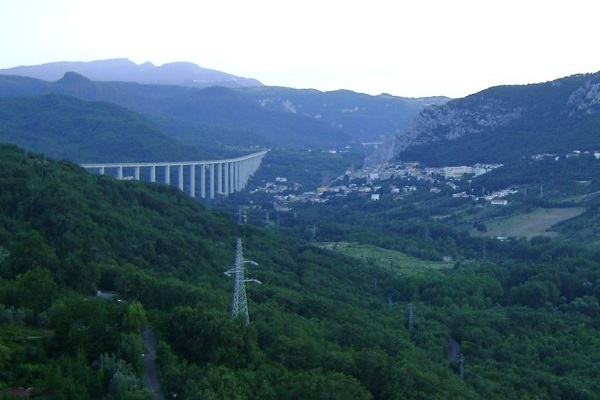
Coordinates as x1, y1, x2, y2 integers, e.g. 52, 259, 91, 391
1, 0, 599, 98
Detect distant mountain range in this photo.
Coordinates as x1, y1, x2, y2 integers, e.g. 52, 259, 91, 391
366, 71, 600, 166
4, 59, 599, 169
0, 58, 263, 89
0, 61, 447, 161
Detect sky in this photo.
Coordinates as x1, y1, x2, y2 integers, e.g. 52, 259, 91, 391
1, 0, 599, 98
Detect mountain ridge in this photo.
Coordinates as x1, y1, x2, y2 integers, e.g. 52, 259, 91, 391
0, 58, 263, 89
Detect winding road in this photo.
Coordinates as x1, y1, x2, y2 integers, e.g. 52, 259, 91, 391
143, 329, 166, 400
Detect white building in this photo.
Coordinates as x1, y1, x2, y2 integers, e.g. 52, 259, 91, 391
444, 166, 472, 179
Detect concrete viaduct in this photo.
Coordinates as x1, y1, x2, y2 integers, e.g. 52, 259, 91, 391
81, 150, 268, 199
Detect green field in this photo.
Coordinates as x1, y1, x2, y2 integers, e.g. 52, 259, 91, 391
472, 207, 586, 238
317, 241, 452, 275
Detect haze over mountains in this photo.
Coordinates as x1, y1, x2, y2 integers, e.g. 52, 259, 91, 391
1, 58, 600, 170
0, 59, 447, 162
0, 58, 263, 89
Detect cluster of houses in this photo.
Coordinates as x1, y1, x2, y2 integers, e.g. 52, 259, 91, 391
252, 161, 512, 206
251, 149, 600, 209
358, 162, 503, 181
250, 176, 302, 195
531, 150, 600, 161
451, 188, 518, 205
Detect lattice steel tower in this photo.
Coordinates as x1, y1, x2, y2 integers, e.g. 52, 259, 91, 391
224, 238, 261, 325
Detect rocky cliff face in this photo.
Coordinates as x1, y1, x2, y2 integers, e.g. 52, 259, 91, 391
364, 95, 525, 166
568, 74, 600, 113
393, 98, 524, 148
365, 71, 600, 166
238, 88, 450, 143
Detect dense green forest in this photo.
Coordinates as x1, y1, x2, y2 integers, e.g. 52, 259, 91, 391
0, 94, 204, 163
1, 144, 600, 399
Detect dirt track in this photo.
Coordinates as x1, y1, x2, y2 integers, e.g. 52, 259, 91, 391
143, 329, 166, 400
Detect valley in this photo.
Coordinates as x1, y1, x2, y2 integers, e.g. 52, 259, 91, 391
1, 63, 600, 399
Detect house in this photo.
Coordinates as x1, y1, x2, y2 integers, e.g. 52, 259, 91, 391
371, 194, 380, 201
491, 199, 508, 206
444, 166, 472, 179
472, 163, 503, 176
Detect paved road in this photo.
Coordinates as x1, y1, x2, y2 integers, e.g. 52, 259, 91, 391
143, 329, 166, 400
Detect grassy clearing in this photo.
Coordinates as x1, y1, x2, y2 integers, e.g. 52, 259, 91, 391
472, 207, 586, 239
0, 325, 53, 340
317, 241, 452, 275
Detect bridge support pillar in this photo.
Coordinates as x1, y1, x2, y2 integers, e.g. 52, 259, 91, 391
210, 163, 215, 199
190, 164, 196, 197
201, 164, 206, 198
217, 163, 223, 195
178, 165, 184, 191
224, 162, 230, 195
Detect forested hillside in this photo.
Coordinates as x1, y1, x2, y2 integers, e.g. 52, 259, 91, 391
0, 144, 465, 399
1, 143, 600, 399
0, 94, 203, 163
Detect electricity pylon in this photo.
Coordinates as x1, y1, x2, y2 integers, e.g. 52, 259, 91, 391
224, 238, 261, 325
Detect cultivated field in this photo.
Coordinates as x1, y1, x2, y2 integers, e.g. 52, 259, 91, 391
318, 241, 452, 275
472, 207, 586, 239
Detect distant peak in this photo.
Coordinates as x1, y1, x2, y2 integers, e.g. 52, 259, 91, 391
55, 72, 92, 84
